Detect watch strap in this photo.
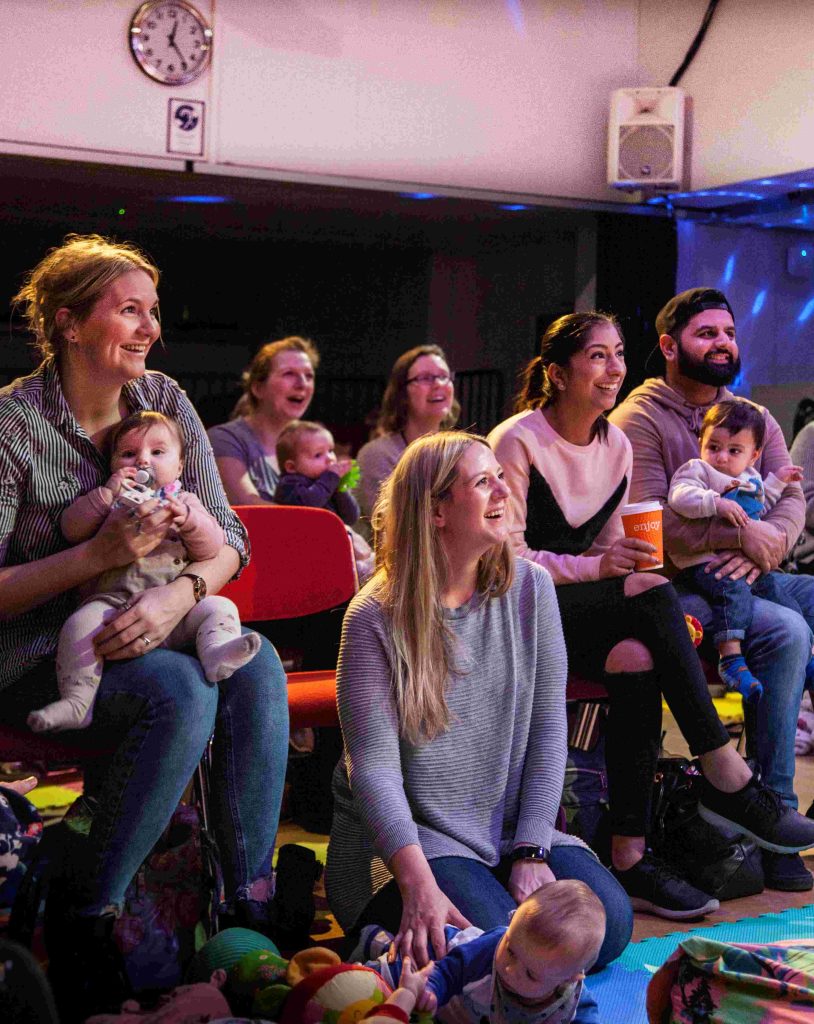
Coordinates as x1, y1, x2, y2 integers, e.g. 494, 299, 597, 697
179, 573, 205, 603
510, 845, 550, 863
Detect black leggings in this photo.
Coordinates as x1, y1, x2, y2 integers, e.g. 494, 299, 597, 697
557, 578, 730, 836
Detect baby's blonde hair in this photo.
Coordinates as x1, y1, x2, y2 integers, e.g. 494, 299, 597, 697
515, 880, 606, 973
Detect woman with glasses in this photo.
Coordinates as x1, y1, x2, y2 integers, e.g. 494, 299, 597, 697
357, 345, 459, 539
209, 336, 319, 504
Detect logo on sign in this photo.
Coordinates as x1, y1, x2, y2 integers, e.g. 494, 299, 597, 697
174, 104, 199, 132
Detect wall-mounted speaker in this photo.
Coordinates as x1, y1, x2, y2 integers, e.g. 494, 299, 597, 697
608, 87, 687, 191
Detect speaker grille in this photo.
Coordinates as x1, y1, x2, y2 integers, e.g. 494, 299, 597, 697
617, 124, 675, 180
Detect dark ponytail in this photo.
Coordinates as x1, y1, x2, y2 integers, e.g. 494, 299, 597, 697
513, 311, 623, 441
513, 355, 552, 413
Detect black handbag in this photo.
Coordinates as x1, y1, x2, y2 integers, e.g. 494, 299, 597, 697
650, 757, 764, 901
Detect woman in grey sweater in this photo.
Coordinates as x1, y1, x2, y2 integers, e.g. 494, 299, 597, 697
325, 431, 632, 970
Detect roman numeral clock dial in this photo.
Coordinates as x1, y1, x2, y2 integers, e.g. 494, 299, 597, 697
129, 1, 212, 85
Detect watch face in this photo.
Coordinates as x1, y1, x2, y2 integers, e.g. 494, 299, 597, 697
130, 1, 212, 85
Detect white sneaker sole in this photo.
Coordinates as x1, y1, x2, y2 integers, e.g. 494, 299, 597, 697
629, 895, 720, 920
697, 804, 813, 854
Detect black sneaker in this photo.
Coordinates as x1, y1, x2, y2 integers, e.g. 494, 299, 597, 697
612, 853, 720, 920
698, 776, 814, 854
762, 851, 814, 892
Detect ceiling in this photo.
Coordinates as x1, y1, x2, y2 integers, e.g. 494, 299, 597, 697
645, 167, 814, 233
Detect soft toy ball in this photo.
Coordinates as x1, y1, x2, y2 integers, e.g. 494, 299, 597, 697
280, 963, 392, 1024
186, 927, 278, 982
685, 614, 703, 648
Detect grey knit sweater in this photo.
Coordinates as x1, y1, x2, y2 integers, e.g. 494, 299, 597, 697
325, 557, 587, 932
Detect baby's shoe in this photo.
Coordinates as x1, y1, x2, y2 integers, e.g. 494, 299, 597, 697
718, 655, 763, 703
346, 924, 393, 964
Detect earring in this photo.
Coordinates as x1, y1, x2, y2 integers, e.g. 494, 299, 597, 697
557, 383, 566, 391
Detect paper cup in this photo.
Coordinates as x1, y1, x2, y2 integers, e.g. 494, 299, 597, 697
621, 501, 663, 570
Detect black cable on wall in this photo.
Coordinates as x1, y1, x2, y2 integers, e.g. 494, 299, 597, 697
669, 0, 721, 86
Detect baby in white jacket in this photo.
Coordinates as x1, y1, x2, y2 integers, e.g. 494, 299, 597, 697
668, 399, 806, 703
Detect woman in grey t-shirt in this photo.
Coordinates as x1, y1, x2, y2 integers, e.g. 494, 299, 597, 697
208, 336, 318, 503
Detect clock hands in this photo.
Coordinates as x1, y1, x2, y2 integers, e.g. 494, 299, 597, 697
167, 17, 186, 66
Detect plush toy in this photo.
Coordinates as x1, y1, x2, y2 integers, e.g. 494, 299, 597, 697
280, 964, 392, 1024
85, 969, 230, 1022
228, 945, 340, 1018
685, 613, 703, 648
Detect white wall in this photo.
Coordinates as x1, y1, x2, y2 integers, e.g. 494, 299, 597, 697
0, 0, 212, 165
3, 2, 814, 198
676, 220, 814, 437
1, 1, 640, 198
638, 0, 814, 190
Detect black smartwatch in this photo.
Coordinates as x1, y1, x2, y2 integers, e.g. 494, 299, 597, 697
510, 845, 549, 863
179, 573, 207, 603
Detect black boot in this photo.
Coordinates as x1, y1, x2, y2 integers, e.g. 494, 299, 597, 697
45, 889, 130, 1024
267, 844, 321, 949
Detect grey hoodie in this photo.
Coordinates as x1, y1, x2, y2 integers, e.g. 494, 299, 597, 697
609, 378, 804, 570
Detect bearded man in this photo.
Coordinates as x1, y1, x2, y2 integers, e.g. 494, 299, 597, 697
611, 287, 814, 893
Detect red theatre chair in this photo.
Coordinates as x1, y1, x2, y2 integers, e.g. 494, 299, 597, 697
222, 505, 358, 729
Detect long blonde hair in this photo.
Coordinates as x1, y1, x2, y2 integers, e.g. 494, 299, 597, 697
371, 431, 514, 743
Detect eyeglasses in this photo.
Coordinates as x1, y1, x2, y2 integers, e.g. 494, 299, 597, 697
406, 372, 455, 387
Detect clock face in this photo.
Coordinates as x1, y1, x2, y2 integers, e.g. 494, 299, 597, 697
129, 1, 212, 85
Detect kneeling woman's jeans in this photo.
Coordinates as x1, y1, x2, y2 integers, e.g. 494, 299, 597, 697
355, 846, 632, 970
0, 633, 289, 915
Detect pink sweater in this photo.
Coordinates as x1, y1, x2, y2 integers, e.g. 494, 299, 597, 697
488, 409, 632, 584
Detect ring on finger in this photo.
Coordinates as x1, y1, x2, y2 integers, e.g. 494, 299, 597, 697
141, 635, 152, 648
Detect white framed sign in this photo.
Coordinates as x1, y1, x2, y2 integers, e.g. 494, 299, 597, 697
166, 98, 205, 157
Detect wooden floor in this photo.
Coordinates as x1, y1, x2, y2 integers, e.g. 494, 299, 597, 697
279, 710, 814, 946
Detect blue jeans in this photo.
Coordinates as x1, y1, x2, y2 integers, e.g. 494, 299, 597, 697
677, 565, 804, 645
2, 633, 289, 915
356, 846, 632, 970
677, 573, 814, 809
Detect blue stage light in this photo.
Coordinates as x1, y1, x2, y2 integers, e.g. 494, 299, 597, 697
161, 195, 232, 204
751, 289, 767, 316
797, 297, 814, 323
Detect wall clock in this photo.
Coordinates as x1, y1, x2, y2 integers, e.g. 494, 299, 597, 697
129, 1, 213, 85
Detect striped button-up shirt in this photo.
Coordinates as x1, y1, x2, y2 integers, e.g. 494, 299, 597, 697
0, 359, 248, 691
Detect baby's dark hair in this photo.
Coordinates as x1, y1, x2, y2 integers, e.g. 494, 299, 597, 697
276, 420, 331, 469
109, 410, 186, 461
517, 879, 606, 972
701, 399, 766, 449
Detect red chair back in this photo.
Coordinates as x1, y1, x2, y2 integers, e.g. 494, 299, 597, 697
221, 506, 357, 621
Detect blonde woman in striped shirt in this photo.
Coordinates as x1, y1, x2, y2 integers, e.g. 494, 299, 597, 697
0, 235, 288, 1020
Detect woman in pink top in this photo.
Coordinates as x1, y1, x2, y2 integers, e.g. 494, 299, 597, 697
489, 312, 814, 921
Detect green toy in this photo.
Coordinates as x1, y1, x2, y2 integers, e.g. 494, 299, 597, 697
338, 459, 360, 493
